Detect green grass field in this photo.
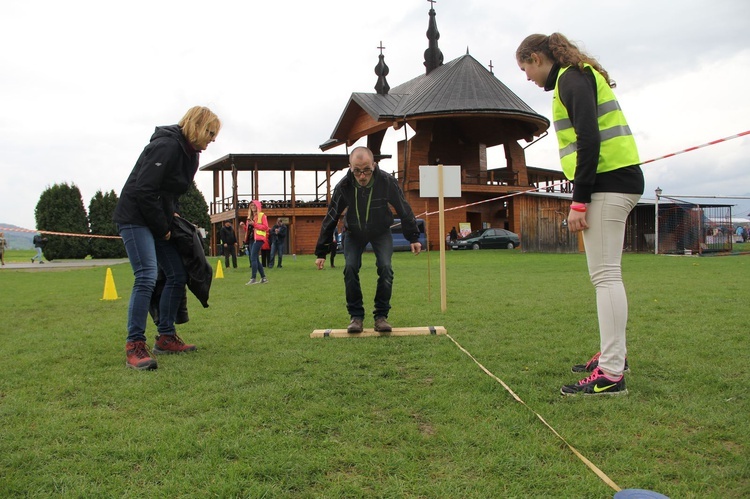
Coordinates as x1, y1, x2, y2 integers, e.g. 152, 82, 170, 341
1, 248, 748, 497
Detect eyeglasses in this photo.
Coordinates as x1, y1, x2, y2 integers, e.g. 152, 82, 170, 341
352, 168, 374, 177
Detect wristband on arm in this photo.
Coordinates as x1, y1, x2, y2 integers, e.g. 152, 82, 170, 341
570, 203, 587, 212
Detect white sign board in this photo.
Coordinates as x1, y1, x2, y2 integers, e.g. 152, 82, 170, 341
419, 165, 462, 198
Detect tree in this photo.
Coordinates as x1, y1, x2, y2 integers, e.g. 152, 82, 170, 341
179, 181, 211, 229
178, 181, 211, 254
89, 190, 127, 259
35, 183, 90, 260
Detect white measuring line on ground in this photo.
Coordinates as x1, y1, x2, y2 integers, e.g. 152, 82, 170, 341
446, 333, 622, 493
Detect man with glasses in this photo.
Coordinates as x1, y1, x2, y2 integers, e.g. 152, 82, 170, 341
315, 146, 422, 333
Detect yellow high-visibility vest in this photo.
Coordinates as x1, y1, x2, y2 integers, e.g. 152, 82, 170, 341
552, 63, 640, 180
254, 212, 267, 238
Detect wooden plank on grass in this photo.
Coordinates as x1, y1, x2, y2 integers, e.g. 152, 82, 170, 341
310, 326, 446, 338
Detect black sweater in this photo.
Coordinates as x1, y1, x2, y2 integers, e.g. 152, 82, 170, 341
545, 64, 644, 203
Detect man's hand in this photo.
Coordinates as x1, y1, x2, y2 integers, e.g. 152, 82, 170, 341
315, 258, 326, 270
411, 242, 422, 255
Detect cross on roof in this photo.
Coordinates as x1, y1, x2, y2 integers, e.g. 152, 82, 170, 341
489, 60, 494, 74
427, 0, 437, 8
378, 41, 385, 55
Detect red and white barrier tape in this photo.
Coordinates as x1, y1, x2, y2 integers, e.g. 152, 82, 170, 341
641, 130, 750, 165
0, 226, 120, 239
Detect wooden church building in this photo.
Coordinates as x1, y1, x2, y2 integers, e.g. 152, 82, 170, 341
201, 5, 577, 255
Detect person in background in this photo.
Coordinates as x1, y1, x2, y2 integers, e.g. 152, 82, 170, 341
219, 220, 238, 269
31, 233, 47, 263
0, 232, 7, 266
449, 226, 458, 243
314, 146, 421, 333
261, 233, 271, 268
517, 33, 643, 396
114, 105, 221, 370
244, 200, 269, 285
269, 218, 287, 268
329, 228, 339, 268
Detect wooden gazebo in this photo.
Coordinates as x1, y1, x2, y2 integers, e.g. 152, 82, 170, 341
319, 4, 569, 243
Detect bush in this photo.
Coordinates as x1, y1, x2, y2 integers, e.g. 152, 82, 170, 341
89, 190, 126, 259
178, 181, 211, 254
35, 183, 89, 260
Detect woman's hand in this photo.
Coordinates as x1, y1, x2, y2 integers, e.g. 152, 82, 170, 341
567, 209, 588, 232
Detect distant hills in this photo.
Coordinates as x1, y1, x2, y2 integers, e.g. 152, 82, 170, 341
0, 224, 35, 249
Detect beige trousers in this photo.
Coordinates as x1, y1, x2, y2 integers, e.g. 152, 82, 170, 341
581, 192, 642, 377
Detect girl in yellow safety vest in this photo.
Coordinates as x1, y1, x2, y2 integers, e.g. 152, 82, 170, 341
244, 200, 269, 285
516, 33, 644, 397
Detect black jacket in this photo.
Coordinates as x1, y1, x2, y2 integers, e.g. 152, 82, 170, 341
149, 216, 212, 325
171, 216, 212, 308
148, 217, 212, 326
219, 225, 237, 245
315, 167, 419, 258
113, 125, 199, 237
271, 223, 287, 241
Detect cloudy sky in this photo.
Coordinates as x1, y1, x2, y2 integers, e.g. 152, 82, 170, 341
2, 0, 749, 232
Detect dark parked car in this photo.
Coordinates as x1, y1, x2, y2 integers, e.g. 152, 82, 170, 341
451, 228, 519, 250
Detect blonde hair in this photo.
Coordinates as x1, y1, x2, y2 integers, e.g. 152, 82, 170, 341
516, 33, 614, 87
178, 106, 222, 148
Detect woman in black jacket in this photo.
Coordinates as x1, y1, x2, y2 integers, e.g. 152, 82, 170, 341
114, 106, 221, 370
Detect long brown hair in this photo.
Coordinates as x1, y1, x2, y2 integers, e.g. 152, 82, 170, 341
516, 33, 614, 87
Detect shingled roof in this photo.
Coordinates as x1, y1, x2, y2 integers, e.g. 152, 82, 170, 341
321, 54, 549, 151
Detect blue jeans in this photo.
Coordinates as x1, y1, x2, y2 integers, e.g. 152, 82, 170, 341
119, 224, 187, 342
250, 239, 266, 279
343, 230, 393, 319
31, 247, 43, 262
270, 239, 284, 268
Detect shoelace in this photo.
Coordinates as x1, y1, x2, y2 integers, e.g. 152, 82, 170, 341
585, 352, 601, 369
170, 334, 187, 346
130, 342, 153, 359
578, 368, 606, 385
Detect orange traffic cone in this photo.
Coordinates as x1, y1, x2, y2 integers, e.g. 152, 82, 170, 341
101, 267, 120, 300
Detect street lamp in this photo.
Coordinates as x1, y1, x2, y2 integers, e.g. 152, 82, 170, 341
654, 187, 662, 255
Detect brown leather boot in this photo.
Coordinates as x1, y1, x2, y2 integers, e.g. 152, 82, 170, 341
347, 317, 363, 334
374, 316, 392, 332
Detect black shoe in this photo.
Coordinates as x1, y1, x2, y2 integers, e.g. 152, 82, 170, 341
572, 352, 629, 373
347, 317, 363, 334
561, 368, 627, 396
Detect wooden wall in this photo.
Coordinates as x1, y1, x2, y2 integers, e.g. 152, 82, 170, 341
516, 195, 579, 253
